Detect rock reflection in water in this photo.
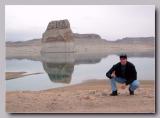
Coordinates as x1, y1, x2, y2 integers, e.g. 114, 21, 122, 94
41, 52, 75, 84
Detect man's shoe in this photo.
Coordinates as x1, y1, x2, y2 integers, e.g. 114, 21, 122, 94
129, 88, 134, 95
110, 90, 118, 96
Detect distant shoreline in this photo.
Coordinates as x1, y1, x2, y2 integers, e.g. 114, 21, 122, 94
6, 37, 155, 61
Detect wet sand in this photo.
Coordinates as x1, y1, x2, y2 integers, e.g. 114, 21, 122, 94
6, 79, 155, 113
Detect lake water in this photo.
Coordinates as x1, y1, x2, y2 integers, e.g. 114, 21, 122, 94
6, 54, 155, 91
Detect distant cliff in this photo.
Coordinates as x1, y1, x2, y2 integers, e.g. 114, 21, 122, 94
115, 37, 154, 44
73, 33, 101, 39
6, 36, 155, 46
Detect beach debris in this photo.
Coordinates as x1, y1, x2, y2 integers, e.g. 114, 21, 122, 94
101, 92, 108, 96
83, 95, 96, 100
88, 90, 96, 95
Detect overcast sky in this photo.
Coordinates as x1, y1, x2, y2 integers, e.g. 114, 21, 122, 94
5, 5, 155, 41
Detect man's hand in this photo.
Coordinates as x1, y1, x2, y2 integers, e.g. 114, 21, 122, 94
121, 84, 127, 89
111, 71, 116, 78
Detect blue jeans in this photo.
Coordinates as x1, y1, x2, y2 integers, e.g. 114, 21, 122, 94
110, 77, 140, 92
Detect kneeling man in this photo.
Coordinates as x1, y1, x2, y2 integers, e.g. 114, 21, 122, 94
106, 54, 140, 96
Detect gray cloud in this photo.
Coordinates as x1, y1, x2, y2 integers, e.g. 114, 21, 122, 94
5, 5, 155, 41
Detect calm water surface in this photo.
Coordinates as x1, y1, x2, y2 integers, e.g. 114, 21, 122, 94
6, 55, 155, 91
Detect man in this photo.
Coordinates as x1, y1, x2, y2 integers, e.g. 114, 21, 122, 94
106, 54, 140, 96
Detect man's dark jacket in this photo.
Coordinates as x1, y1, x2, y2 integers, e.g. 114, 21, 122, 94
106, 61, 137, 85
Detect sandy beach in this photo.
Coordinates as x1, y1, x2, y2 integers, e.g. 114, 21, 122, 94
6, 79, 155, 113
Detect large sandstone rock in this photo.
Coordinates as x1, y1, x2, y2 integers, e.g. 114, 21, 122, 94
41, 19, 74, 52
